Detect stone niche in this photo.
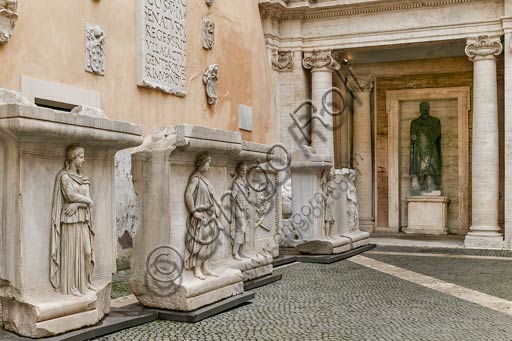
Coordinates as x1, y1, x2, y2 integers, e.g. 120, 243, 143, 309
131, 125, 280, 311
290, 152, 368, 255
0, 91, 143, 338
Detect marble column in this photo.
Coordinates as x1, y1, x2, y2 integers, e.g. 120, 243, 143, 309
503, 20, 512, 249
347, 76, 374, 232
464, 35, 504, 249
303, 50, 339, 157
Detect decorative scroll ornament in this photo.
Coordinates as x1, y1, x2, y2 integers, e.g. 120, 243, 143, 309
203, 64, 218, 105
302, 49, 339, 71
271, 50, 293, 71
465, 35, 503, 61
202, 17, 215, 50
0, 0, 18, 43
347, 75, 374, 92
85, 24, 106, 75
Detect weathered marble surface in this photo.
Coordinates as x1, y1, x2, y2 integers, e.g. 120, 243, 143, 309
405, 196, 449, 235
137, 0, 187, 95
0, 90, 142, 337
131, 125, 279, 311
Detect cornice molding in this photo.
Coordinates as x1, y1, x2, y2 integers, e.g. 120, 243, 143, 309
260, 0, 482, 21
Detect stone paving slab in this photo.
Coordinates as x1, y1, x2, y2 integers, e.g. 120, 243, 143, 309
95, 260, 512, 341
366, 252, 512, 301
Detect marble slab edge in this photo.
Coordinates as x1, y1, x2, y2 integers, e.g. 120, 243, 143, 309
272, 244, 377, 266
243, 273, 283, 291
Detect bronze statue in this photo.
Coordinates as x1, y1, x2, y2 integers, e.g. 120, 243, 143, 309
409, 101, 442, 194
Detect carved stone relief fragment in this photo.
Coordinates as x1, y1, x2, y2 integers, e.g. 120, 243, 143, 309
271, 50, 293, 71
0, 0, 18, 43
202, 17, 215, 50
203, 64, 218, 105
85, 24, 106, 75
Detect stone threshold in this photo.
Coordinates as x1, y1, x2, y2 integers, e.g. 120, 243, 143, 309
0, 293, 255, 340
273, 244, 377, 267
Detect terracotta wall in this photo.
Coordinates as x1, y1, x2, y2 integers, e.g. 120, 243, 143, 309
0, 0, 276, 144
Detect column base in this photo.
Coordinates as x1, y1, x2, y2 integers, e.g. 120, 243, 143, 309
464, 234, 504, 249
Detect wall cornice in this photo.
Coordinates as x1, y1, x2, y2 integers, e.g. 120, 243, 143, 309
260, 0, 484, 21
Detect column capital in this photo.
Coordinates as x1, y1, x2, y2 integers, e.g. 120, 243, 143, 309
302, 49, 339, 72
347, 75, 374, 92
465, 35, 503, 61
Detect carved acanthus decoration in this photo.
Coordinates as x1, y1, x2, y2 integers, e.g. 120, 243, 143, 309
302, 50, 339, 71
0, 0, 18, 43
202, 17, 215, 50
271, 50, 293, 71
203, 64, 218, 105
347, 75, 374, 92
465, 35, 503, 61
85, 24, 106, 75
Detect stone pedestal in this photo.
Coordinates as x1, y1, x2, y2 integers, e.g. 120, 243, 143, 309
334, 168, 370, 248
131, 125, 279, 311
404, 196, 449, 235
0, 94, 142, 337
289, 153, 351, 255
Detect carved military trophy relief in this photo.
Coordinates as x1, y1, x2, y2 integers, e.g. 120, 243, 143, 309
184, 152, 220, 280
50, 145, 96, 297
346, 170, 360, 232
409, 101, 442, 195
202, 17, 215, 50
203, 64, 218, 105
0, 0, 18, 43
85, 24, 106, 75
320, 168, 336, 239
230, 163, 250, 261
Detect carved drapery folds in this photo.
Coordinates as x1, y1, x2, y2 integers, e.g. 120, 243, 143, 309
465, 35, 503, 61
202, 17, 215, 50
203, 64, 218, 105
302, 49, 339, 71
0, 0, 18, 43
85, 24, 106, 75
271, 50, 293, 71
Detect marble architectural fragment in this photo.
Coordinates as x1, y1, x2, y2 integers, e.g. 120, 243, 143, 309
0, 89, 142, 337
131, 125, 279, 311
271, 50, 293, 71
0, 0, 17, 43
85, 24, 106, 75
335, 168, 370, 249
137, 0, 187, 96
202, 17, 215, 50
205, 0, 214, 6
203, 64, 218, 105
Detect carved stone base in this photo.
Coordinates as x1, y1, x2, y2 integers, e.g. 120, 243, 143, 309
132, 269, 244, 312
220, 252, 273, 282
464, 234, 504, 250
341, 230, 371, 249
404, 196, 449, 235
1, 282, 110, 338
295, 236, 351, 255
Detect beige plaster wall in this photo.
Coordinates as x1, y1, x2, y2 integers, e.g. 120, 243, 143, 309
0, 0, 275, 144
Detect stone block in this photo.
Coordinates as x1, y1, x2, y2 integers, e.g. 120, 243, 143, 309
0, 94, 142, 337
404, 196, 449, 235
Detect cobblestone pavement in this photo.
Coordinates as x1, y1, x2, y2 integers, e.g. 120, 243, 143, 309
366, 249, 512, 301
97, 251, 512, 341
374, 245, 512, 257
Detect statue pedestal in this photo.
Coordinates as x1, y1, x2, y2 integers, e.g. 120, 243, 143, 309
131, 125, 279, 312
404, 196, 450, 235
0, 99, 142, 337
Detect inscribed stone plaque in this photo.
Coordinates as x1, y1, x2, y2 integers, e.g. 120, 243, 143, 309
137, 0, 187, 96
